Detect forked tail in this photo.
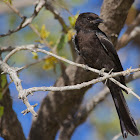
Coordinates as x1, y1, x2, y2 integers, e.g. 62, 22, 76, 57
108, 82, 139, 138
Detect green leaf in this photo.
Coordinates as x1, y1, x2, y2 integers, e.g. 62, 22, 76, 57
0, 106, 4, 117
32, 52, 38, 59
40, 24, 50, 39
8, 0, 12, 4
1, 74, 7, 89
68, 13, 79, 27
67, 29, 75, 41
43, 56, 58, 70
0, 74, 7, 100
57, 34, 68, 51
3, 0, 12, 4
0, 74, 7, 101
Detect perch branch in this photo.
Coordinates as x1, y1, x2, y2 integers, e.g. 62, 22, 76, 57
3, 45, 140, 100
0, 60, 38, 117
1, 44, 140, 116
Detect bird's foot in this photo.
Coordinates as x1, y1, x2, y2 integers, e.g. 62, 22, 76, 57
84, 64, 89, 72
99, 68, 106, 76
104, 68, 113, 85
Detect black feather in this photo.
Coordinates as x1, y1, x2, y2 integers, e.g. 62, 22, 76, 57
74, 12, 140, 139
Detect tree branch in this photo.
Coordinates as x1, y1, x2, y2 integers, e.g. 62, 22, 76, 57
0, 0, 45, 37
112, 133, 122, 140
1, 44, 140, 116
0, 60, 38, 117
25, 67, 140, 99
0, 46, 15, 54
116, 13, 140, 50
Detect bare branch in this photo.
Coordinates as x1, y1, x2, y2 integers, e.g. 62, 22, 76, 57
1, 58, 140, 116
117, 13, 140, 50
0, 46, 15, 53
112, 133, 122, 140
3, 0, 76, 60
1, 44, 140, 117
0, 60, 38, 117
21, 103, 38, 115
1, 0, 52, 49
0, 0, 45, 37
3, 45, 140, 78
3, 44, 140, 100
25, 67, 140, 98
3, 44, 39, 63
109, 77, 140, 100
18, 56, 49, 71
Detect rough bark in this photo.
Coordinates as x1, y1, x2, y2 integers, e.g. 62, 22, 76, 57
0, 72, 26, 140
100, 0, 134, 45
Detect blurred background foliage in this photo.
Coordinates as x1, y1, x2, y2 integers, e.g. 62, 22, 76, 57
0, 0, 140, 140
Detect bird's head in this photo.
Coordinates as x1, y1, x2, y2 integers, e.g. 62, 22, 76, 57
75, 12, 103, 31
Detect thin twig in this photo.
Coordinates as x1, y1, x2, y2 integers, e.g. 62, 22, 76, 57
117, 13, 140, 50
112, 133, 122, 140
18, 56, 49, 72
0, 0, 45, 37
21, 103, 38, 115
0, 46, 14, 53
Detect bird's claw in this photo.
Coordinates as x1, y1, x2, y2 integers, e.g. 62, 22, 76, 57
104, 68, 113, 85
84, 65, 89, 72
99, 68, 106, 76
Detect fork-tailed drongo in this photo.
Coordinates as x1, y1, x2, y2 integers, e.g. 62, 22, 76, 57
73, 12, 139, 139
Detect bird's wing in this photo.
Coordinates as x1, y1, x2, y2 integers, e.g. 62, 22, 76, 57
72, 34, 80, 55
95, 30, 126, 86
95, 30, 123, 72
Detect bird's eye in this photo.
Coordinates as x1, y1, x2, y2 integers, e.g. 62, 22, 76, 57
87, 17, 90, 20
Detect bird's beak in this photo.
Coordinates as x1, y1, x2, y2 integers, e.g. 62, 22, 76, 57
95, 18, 104, 24
90, 18, 104, 24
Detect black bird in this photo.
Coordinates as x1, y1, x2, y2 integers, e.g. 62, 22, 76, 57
73, 12, 139, 139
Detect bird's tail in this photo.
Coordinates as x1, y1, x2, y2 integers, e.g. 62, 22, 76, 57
108, 82, 139, 138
